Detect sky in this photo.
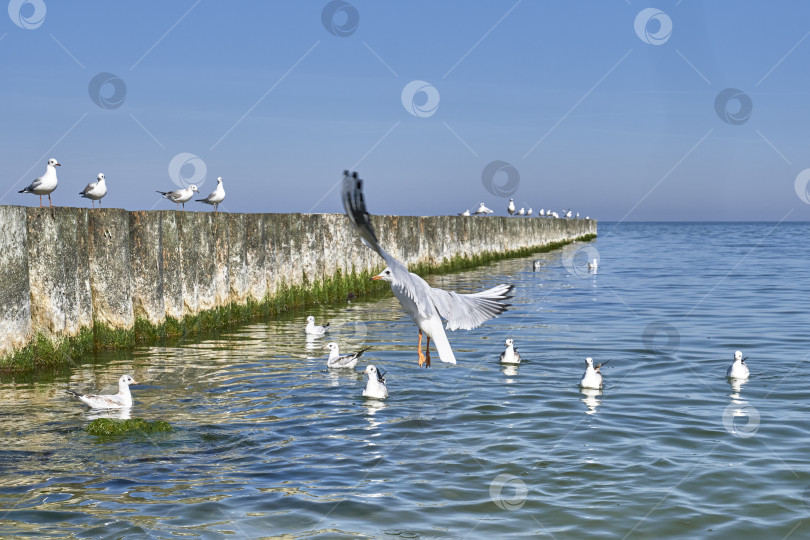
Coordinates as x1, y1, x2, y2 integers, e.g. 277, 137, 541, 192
3, 0, 810, 221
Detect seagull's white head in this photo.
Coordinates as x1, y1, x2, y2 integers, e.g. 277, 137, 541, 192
372, 267, 394, 283
585, 357, 594, 368
97, 173, 105, 181
365, 364, 385, 383
217, 177, 223, 184
505, 338, 514, 348
734, 350, 743, 362
119, 374, 137, 387
47, 158, 61, 167
326, 342, 338, 353
188, 184, 199, 193
306, 315, 315, 324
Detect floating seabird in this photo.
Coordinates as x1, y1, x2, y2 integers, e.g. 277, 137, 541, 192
726, 350, 750, 379
66, 374, 137, 409
580, 358, 608, 389
362, 365, 388, 399
499, 338, 521, 364
305, 315, 329, 336
326, 342, 368, 369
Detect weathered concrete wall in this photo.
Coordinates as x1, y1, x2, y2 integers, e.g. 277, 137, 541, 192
0, 206, 595, 360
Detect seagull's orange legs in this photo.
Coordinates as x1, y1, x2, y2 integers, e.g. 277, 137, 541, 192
417, 330, 431, 368
425, 336, 431, 368
417, 329, 426, 367
48, 194, 53, 207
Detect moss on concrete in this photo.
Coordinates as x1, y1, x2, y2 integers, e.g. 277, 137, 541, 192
0, 329, 94, 374
86, 418, 173, 437
0, 233, 595, 372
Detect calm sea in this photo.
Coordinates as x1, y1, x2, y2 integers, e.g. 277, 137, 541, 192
1, 222, 808, 538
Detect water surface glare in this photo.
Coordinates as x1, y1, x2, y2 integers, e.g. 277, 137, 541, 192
1, 222, 808, 538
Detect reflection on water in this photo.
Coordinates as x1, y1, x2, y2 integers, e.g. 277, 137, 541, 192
1, 224, 808, 538
580, 387, 602, 415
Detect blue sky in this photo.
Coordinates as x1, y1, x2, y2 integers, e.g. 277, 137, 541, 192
3, 1, 810, 220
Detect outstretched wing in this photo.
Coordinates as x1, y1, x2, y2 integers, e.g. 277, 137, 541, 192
428, 283, 514, 330
341, 170, 433, 318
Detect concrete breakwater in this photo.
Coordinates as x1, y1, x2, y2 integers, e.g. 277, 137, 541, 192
0, 206, 596, 369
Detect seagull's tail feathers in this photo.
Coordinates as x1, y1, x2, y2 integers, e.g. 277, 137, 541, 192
432, 329, 457, 364
18, 186, 31, 194
156, 190, 168, 196
65, 389, 82, 399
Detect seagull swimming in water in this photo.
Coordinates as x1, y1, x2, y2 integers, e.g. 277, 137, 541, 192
197, 176, 226, 213
474, 202, 494, 216
532, 260, 542, 272
726, 350, 749, 379
326, 342, 368, 369
305, 315, 329, 336
580, 358, 608, 389
79, 173, 107, 208
19, 158, 60, 207
588, 259, 598, 272
499, 338, 521, 364
157, 184, 199, 210
362, 365, 388, 399
342, 170, 514, 367
66, 374, 137, 409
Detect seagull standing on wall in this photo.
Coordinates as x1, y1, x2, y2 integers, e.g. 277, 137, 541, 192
507, 198, 516, 215
342, 170, 514, 367
19, 158, 60, 207
474, 202, 494, 216
197, 176, 226, 213
157, 184, 199, 210
79, 173, 107, 208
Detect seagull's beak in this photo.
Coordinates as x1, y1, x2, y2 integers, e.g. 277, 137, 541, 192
55, 163, 61, 166
371, 275, 383, 281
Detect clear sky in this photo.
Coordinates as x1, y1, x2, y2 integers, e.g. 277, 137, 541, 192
3, 1, 810, 221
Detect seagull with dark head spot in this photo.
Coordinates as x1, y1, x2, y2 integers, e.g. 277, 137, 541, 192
342, 170, 514, 368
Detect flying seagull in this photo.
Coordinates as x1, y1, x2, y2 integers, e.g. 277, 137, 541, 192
341, 170, 514, 367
